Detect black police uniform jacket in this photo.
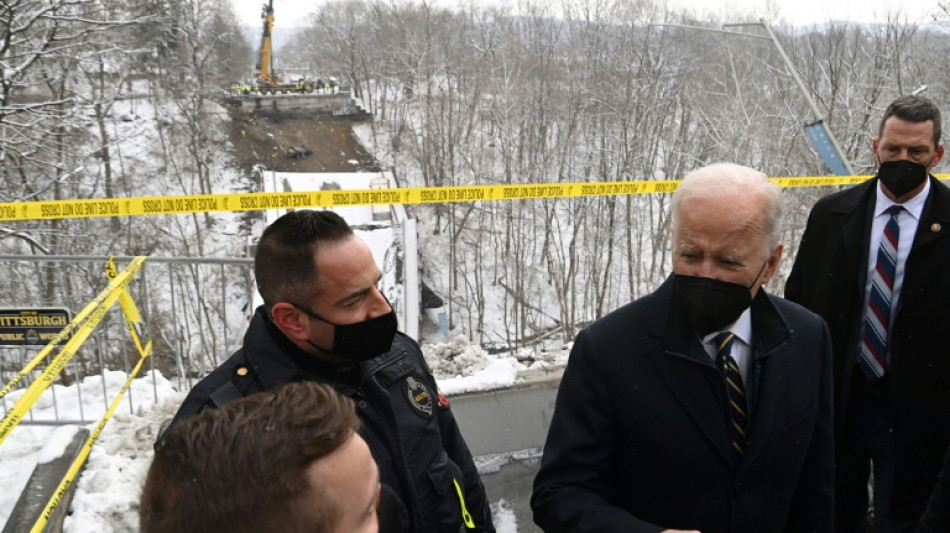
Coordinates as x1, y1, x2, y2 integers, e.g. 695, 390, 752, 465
163, 306, 495, 533
531, 276, 834, 533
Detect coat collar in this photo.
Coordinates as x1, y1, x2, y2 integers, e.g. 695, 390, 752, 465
654, 275, 791, 363
647, 276, 792, 469
827, 178, 877, 266
912, 176, 950, 251
242, 306, 404, 390
826, 175, 950, 235
824, 176, 950, 291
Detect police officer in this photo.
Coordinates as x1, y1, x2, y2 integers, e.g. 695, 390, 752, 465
159, 210, 494, 533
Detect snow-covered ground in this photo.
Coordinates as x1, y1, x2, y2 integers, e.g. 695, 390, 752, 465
0, 335, 567, 532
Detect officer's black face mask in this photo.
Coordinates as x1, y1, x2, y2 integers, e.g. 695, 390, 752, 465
296, 303, 398, 361
877, 159, 931, 199
672, 261, 768, 337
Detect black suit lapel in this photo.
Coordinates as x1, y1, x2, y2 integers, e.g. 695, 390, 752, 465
834, 180, 877, 298
909, 177, 950, 253
652, 344, 738, 468
897, 178, 950, 318
649, 282, 739, 468
737, 292, 791, 474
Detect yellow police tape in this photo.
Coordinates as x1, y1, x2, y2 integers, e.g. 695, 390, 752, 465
104, 257, 149, 356
0, 257, 147, 402
0, 257, 147, 447
3, 174, 948, 222
26, 258, 152, 532
30, 340, 151, 533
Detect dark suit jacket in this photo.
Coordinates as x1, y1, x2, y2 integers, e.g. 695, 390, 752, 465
531, 277, 834, 533
919, 445, 950, 532
785, 176, 950, 520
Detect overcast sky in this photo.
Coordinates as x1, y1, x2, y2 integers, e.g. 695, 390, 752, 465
233, 0, 942, 28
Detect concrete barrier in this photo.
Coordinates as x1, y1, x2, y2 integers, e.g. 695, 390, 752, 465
225, 91, 370, 117
450, 373, 561, 457
451, 372, 562, 533
3, 428, 89, 533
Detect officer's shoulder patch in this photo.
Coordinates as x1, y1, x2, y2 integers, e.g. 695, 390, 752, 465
404, 375, 434, 418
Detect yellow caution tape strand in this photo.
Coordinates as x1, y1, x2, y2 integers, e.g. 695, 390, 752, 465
2, 175, 948, 222
29, 340, 152, 533
105, 256, 147, 356
0, 256, 147, 401
0, 257, 147, 447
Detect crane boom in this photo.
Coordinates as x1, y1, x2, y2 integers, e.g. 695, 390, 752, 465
256, 0, 278, 84
248, 0, 315, 95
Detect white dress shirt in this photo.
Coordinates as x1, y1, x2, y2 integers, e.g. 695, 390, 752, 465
703, 307, 753, 383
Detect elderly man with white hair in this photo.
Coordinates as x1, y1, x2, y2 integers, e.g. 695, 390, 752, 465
532, 163, 834, 533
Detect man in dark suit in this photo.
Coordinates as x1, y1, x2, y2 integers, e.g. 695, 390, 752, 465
786, 95, 949, 532
532, 163, 834, 533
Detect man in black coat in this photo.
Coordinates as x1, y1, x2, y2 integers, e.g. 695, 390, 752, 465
159, 210, 494, 533
532, 163, 834, 533
786, 95, 950, 532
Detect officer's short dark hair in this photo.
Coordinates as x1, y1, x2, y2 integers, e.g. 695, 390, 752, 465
254, 210, 353, 308
879, 95, 942, 147
140, 382, 360, 533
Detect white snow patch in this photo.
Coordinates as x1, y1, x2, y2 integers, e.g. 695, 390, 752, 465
491, 498, 518, 533
423, 335, 493, 377
438, 359, 517, 395
475, 447, 543, 475
36, 425, 82, 465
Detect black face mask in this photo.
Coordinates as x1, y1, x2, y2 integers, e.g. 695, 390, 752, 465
877, 159, 930, 199
672, 262, 767, 337
296, 304, 398, 361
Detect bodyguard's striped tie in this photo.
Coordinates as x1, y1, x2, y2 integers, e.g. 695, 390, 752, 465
715, 332, 748, 455
859, 205, 902, 381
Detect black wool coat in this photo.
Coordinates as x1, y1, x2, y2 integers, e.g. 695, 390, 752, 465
532, 277, 834, 533
786, 176, 950, 521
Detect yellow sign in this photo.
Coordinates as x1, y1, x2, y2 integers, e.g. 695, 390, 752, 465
0, 257, 147, 446
0, 308, 70, 346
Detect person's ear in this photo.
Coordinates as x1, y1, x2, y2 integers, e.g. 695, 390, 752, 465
931, 143, 945, 170
759, 242, 784, 286
270, 302, 309, 341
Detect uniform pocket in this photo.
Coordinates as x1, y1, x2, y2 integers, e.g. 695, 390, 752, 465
426, 451, 466, 531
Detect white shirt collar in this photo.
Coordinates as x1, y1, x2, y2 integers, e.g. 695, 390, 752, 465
702, 306, 752, 346
875, 176, 930, 221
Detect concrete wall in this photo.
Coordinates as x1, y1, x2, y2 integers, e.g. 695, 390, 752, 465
450, 375, 562, 533
450, 376, 560, 457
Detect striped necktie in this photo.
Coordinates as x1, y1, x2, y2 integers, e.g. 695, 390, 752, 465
715, 332, 748, 455
859, 205, 902, 381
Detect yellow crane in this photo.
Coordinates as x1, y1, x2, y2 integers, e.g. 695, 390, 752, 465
254, 0, 314, 94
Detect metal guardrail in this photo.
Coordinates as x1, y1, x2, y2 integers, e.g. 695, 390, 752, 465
0, 255, 254, 425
